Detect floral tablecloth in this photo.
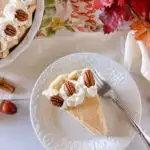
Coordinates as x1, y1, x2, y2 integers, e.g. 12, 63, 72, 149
38, 0, 102, 36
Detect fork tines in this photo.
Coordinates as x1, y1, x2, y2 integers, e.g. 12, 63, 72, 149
90, 68, 111, 96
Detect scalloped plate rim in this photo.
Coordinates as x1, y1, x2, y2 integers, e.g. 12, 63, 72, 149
30, 52, 142, 150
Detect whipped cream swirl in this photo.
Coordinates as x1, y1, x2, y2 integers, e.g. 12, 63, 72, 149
42, 87, 59, 99
59, 81, 85, 109
43, 70, 98, 109
3, 2, 28, 26
0, 18, 20, 52
78, 72, 97, 97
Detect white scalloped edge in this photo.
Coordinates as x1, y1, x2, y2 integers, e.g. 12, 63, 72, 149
30, 53, 142, 150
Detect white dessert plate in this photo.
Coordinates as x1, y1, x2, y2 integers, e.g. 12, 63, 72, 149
30, 52, 142, 150
0, 0, 44, 68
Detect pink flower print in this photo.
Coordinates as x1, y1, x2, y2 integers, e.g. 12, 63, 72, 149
85, 19, 98, 31
70, 0, 79, 4
69, 0, 101, 32
71, 4, 79, 11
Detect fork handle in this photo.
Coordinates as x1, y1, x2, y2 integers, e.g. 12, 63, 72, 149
135, 124, 150, 148
114, 97, 150, 149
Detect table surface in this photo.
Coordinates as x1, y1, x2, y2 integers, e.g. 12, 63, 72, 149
0, 31, 150, 150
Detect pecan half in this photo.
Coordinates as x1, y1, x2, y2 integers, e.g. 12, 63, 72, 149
4, 24, 17, 36
50, 95, 64, 107
64, 81, 76, 96
83, 69, 95, 87
15, 9, 28, 22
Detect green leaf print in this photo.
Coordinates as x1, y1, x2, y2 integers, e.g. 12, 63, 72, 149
45, 0, 55, 6
46, 27, 56, 36
65, 25, 75, 32
41, 17, 52, 28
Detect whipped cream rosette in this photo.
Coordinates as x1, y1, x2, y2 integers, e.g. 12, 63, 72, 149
0, 18, 20, 41
43, 68, 108, 136
0, 18, 20, 58
59, 80, 85, 109
3, 2, 29, 26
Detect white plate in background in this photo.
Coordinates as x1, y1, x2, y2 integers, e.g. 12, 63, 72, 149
30, 52, 141, 150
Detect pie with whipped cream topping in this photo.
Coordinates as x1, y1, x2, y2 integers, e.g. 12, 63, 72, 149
43, 68, 108, 136
0, 0, 36, 59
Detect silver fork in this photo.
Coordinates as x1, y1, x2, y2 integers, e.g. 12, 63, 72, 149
92, 68, 150, 149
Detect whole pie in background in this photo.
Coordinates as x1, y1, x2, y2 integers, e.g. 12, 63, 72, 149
0, 0, 36, 59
